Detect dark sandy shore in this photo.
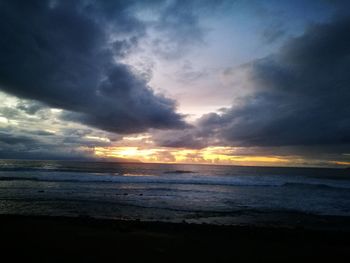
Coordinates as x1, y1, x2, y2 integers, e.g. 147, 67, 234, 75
0, 214, 349, 263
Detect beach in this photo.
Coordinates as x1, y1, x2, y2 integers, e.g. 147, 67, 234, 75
1, 214, 350, 262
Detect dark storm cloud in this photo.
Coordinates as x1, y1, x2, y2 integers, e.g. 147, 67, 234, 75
149, 0, 235, 59
197, 15, 350, 147
0, 126, 109, 160
0, 0, 186, 134
153, 128, 209, 149
0, 142, 93, 160
0, 131, 38, 145
17, 101, 46, 115
150, 1, 206, 59
153, 12, 350, 152
25, 130, 55, 136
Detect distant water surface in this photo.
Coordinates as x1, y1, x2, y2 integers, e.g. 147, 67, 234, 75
0, 160, 349, 227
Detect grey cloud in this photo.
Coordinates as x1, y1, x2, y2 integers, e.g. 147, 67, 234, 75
261, 26, 286, 43
197, 16, 350, 148
151, 3, 205, 59
0, 131, 38, 146
25, 130, 55, 136
0, 144, 93, 161
152, 13, 350, 165
154, 129, 209, 149
61, 128, 93, 137
0, 126, 108, 160
0, 0, 186, 134
148, 0, 234, 59
112, 37, 139, 59
0, 107, 22, 119
17, 101, 46, 115
225, 144, 350, 163
175, 61, 207, 83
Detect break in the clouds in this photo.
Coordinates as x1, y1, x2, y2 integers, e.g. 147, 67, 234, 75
0, 93, 117, 160
0, 0, 187, 133
152, 4, 350, 165
0, 0, 349, 166
195, 15, 350, 147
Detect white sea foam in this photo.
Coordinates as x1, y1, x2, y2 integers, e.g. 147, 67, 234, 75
0, 170, 349, 190
0, 160, 349, 222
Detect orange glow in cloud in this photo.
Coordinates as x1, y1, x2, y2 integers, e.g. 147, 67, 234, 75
94, 146, 294, 166
95, 146, 157, 160
330, 161, 350, 166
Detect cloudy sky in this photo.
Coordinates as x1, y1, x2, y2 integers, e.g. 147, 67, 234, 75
0, 0, 349, 167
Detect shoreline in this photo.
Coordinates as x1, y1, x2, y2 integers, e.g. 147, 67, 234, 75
1, 214, 349, 262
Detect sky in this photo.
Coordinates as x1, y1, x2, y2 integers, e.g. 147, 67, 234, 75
0, 0, 349, 167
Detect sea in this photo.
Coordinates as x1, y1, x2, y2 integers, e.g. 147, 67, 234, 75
0, 160, 349, 227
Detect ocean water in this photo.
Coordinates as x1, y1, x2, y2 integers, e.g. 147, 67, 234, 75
0, 160, 349, 226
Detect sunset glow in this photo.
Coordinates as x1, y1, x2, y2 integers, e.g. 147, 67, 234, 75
1, 2, 350, 258
0, 0, 348, 168
94, 146, 295, 166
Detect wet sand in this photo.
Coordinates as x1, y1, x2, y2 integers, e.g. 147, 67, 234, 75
0, 214, 349, 262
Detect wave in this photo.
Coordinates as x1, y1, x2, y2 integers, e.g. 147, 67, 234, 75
281, 182, 350, 190
0, 167, 197, 175
1, 171, 350, 190
0, 174, 279, 186
0, 167, 118, 174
